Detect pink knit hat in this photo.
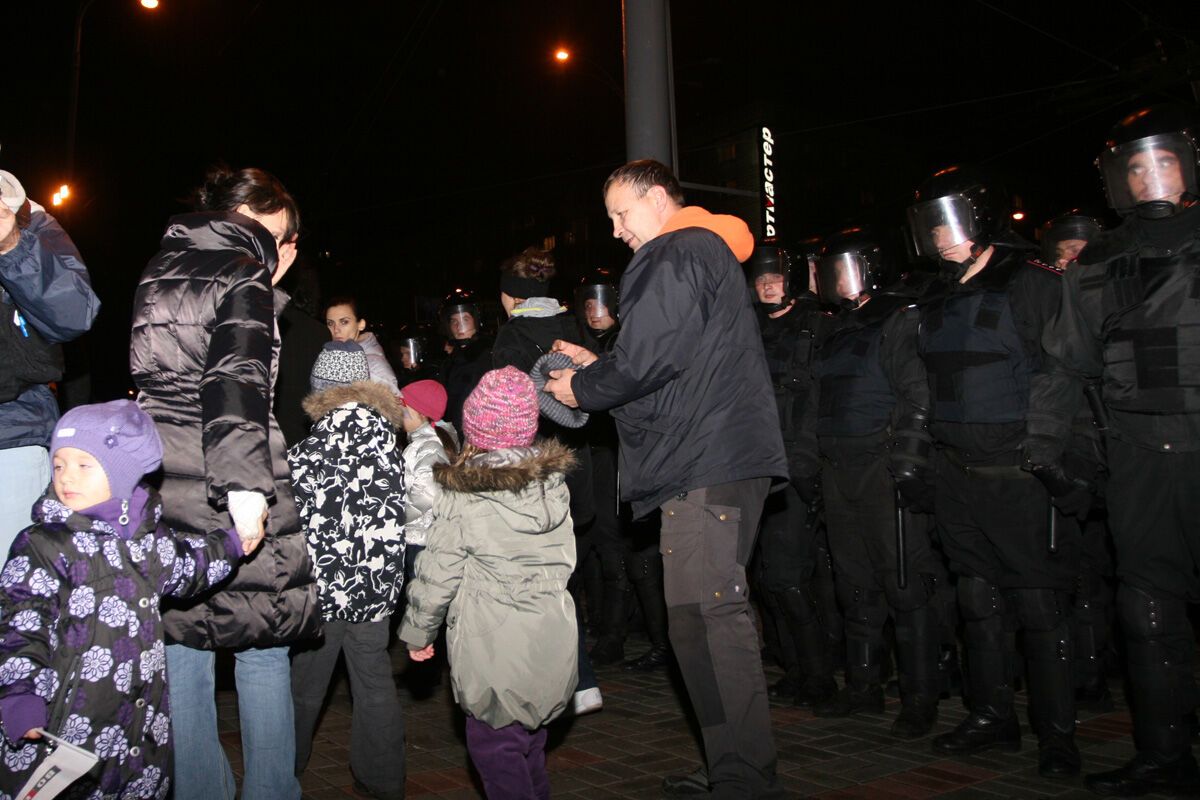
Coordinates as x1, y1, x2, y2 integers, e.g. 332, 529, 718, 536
462, 366, 539, 450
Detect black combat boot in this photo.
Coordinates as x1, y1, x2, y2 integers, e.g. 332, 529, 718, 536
891, 601, 943, 739
933, 614, 1020, 756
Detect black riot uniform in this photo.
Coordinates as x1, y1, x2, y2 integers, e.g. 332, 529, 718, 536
574, 272, 671, 671
1036, 106, 1200, 798
908, 167, 1083, 777
802, 228, 946, 738
748, 244, 840, 707
1039, 211, 1116, 713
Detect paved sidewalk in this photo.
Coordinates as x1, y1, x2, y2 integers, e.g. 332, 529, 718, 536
212, 633, 1165, 799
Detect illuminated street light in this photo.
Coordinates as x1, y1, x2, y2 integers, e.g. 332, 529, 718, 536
551, 45, 622, 101
59, 184, 71, 199
1011, 211, 1026, 221
52, 193, 63, 207
141, 0, 159, 7
554, 48, 570, 62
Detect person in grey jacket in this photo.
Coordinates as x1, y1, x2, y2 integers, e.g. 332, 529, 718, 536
0, 170, 100, 557
401, 367, 577, 800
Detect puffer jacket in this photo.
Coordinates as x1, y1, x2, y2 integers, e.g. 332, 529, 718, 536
289, 380, 406, 623
401, 419, 458, 549
399, 440, 578, 730
356, 331, 400, 394
129, 211, 320, 649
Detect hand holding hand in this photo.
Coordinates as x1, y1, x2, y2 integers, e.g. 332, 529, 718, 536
409, 644, 435, 662
550, 340, 597, 367
544, 369, 578, 408
228, 491, 268, 545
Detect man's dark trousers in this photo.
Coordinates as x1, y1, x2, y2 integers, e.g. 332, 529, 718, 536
660, 477, 785, 799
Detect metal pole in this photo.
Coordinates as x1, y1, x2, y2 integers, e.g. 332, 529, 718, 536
621, 0, 674, 168
67, 0, 98, 181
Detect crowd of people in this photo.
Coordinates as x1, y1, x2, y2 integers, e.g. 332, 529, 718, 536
0, 99, 1194, 800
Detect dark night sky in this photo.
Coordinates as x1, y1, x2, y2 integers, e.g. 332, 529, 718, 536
8, 1, 1200, 395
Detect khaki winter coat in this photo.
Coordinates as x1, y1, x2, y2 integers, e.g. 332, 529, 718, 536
399, 440, 578, 730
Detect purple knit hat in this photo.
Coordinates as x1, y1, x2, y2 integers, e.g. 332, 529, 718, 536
51, 399, 164, 499
462, 366, 539, 450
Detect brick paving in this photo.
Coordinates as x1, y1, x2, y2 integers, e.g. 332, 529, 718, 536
209, 633, 1171, 799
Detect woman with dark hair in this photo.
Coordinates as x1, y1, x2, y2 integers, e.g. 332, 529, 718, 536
323, 294, 400, 393
130, 165, 320, 800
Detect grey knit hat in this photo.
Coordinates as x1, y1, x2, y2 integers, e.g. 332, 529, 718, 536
310, 341, 369, 391
529, 352, 589, 429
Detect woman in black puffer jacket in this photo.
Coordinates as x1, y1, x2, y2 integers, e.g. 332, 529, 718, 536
129, 166, 319, 800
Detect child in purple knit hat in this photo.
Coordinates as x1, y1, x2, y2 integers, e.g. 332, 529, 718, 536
400, 366, 579, 798
0, 399, 259, 798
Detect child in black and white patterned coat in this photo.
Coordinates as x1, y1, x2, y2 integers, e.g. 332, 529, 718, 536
287, 341, 408, 798
0, 399, 256, 798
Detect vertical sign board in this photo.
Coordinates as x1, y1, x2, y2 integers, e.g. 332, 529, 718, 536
760, 125, 778, 241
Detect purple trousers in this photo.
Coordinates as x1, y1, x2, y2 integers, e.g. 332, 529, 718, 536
465, 716, 550, 800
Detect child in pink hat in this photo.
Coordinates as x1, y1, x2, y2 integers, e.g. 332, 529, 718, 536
400, 367, 579, 798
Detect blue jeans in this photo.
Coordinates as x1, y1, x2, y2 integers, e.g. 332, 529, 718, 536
167, 644, 301, 800
0, 446, 49, 562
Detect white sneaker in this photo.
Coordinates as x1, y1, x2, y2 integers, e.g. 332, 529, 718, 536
573, 687, 603, 715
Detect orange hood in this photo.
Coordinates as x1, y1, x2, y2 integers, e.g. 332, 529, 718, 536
657, 206, 755, 263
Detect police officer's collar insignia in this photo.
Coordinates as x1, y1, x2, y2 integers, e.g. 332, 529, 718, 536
1025, 256, 1063, 276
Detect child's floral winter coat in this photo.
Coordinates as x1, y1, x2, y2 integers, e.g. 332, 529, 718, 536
0, 487, 242, 799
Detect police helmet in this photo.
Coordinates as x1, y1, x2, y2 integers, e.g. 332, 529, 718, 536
1039, 211, 1105, 267
747, 245, 797, 312
815, 226, 888, 305
439, 288, 481, 342
1097, 104, 1200, 219
574, 269, 620, 334
906, 165, 1008, 261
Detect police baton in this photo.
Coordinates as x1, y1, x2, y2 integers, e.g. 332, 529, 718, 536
895, 488, 908, 590
1047, 503, 1059, 554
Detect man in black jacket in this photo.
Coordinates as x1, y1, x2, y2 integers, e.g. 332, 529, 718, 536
545, 160, 788, 799
1035, 105, 1200, 797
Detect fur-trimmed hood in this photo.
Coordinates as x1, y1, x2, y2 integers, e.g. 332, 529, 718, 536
302, 380, 405, 427
434, 438, 576, 493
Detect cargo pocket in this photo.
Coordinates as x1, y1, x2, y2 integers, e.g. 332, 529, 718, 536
660, 498, 742, 608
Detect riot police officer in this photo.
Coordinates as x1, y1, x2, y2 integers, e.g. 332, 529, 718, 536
908, 166, 1082, 776
1039, 210, 1116, 713
803, 228, 946, 737
748, 244, 839, 707
393, 323, 441, 382
437, 288, 492, 435
1038, 105, 1200, 797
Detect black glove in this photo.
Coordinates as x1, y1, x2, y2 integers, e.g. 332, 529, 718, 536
1028, 462, 1094, 521
895, 475, 936, 515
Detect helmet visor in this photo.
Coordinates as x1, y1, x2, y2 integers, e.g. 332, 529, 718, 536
906, 195, 981, 258
441, 304, 478, 340
574, 285, 618, 329
1100, 133, 1198, 212
815, 252, 869, 304
1040, 219, 1099, 266
398, 337, 427, 367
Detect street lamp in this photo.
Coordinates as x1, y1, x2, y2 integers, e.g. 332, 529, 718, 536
67, 0, 159, 181
550, 46, 623, 101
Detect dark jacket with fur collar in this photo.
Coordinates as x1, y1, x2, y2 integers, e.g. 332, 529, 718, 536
288, 381, 406, 623
399, 440, 579, 730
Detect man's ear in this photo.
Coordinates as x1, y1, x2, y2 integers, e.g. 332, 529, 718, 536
649, 185, 668, 212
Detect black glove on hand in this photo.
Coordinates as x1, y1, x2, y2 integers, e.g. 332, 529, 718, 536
1028, 462, 1094, 521
895, 475, 936, 515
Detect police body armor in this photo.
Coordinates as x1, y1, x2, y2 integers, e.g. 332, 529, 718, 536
1097, 240, 1200, 414
760, 299, 819, 443
814, 317, 895, 437
919, 283, 1034, 425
